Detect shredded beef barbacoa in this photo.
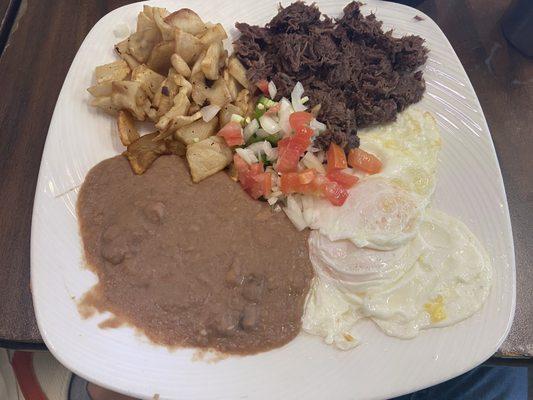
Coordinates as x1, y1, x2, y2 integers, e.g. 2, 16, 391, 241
234, 1, 428, 151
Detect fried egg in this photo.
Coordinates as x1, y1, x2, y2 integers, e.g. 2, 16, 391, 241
302, 108, 441, 250
303, 209, 492, 349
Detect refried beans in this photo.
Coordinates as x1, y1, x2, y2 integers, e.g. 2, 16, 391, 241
77, 155, 313, 355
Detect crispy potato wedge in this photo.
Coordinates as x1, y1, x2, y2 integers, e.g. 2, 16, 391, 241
152, 74, 179, 118
123, 132, 169, 174
201, 41, 222, 80
153, 7, 175, 41
87, 81, 113, 97
174, 29, 203, 64
219, 103, 243, 126
156, 111, 202, 140
95, 60, 130, 84
90, 96, 121, 115
111, 81, 147, 121
128, 26, 162, 63
114, 39, 140, 69
199, 23, 227, 46
117, 110, 140, 146
174, 116, 218, 145
131, 64, 165, 99
186, 136, 232, 182
165, 139, 186, 156
165, 9, 206, 36
192, 78, 231, 108
235, 89, 251, 116
142, 5, 156, 20
146, 41, 175, 75
223, 69, 239, 101
228, 56, 249, 89
137, 10, 156, 32
155, 89, 191, 131
170, 53, 191, 78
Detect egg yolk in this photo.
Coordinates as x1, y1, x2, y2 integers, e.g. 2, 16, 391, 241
424, 295, 447, 323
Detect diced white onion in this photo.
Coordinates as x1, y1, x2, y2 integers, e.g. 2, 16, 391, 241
268, 80, 277, 99
278, 98, 294, 135
259, 114, 280, 134
266, 146, 278, 161
291, 82, 307, 112
235, 148, 258, 165
302, 152, 326, 174
310, 118, 327, 133
243, 118, 259, 141
200, 104, 220, 122
283, 195, 307, 231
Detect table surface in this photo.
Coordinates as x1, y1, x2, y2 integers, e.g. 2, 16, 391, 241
0, 0, 531, 357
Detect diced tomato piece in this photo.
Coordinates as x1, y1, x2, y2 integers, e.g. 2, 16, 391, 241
321, 180, 349, 206
233, 155, 270, 199
218, 122, 244, 147
326, 143, 347, 172
289, 111, 314, 134
327, 170, 359, 189
348, 148, 382, 174
276, 137, 304, 173
298, 169, 316, 185
280, 170, 348, 206
248, 171, 271, 199
256, 80, 269, 96
280, 172, 300, 194
250, 162, 264, 175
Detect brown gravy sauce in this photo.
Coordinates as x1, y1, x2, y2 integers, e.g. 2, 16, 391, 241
77, 155, 313, 355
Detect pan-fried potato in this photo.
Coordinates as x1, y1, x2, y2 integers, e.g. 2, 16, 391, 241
111, 81, 147, 121
131, 64, 165, 100
90, 96, 122, 115
165, 9, 206, 36
87, 81, 113, 97
174, 117, 218, 145
146, 41, 175, 75
128, 26, 162, 63
186, 136, 232, 182
153, 7, 175, 41
174, 29, 203, 64
114, 40, 140, 69
201, 41, 222, 80
208, 78, 232, 107
192, 78, 231, 108
123, 132, 169, 174
165, 139, 186, 156
190, 51, 206, 79
228, 56, 249, 89
235, 89, 251, 116
137, 10, 156, 32
94, 60, 130, 84
170, 53, 191, 78
155, 89, 191, 131
219, 103, 243, 127
174, 74, 192, 96
223, 69, 239, 101
117, 110, 140, 146
199, 23, 227, 45
89, 5, 252, 180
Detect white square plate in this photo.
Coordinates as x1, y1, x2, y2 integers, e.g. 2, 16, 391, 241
31, 1, 515, 399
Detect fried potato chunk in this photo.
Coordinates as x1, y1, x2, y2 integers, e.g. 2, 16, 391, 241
186, 136, 232, 182
117, 110, 140, 146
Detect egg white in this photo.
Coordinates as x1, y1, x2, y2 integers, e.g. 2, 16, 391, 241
302, 108, 442, 250
303, 209, 492, 349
